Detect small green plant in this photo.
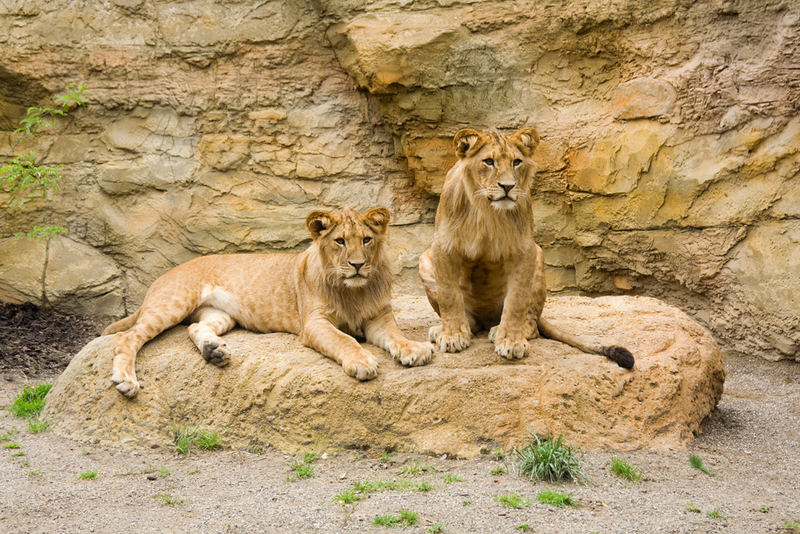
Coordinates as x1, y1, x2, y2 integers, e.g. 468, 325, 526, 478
443, 474, 463, 483
462, 500, 472, 506
784, 520, 800, 532
79, 470, 98, 480
3, 442, 20, 449
196, 430, 221, 450
428, 523, 444, 533
536, 490, 576, 508
759, 507, 771, 513
493, 447, 506, 460
335, 489, 362, 505
158, 466, 170, 478
689, 455, 716, 477
154, 492, 183, 506
515, 433, 586, 483
290, 460, 315, 480
490, 465, 506, 475
380, 449, 394, 462
27, 418, 49, 433
11, 451, 25, 457
494, 493, 530, 509
0, 429, 16, 441
398, 509, 418, 526
515, 524, 532, 532
172, 426, 222, 455
9, 383, 52, 418
188, 466, 202, 475
706, 509, 722, 519
686, 502, 702, 513
27, 470, 43, 477
373, 514, 402, 527
609, 457, 641, 481
400, 462, 430, 476
352, 478, 414, 494
416, 481, 434, 492
302, 451, 318, 464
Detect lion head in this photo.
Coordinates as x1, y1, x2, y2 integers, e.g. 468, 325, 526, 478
450, 128, 540, 211
305, 207, 391, 289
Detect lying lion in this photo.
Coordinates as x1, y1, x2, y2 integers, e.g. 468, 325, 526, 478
419, 127, 634, 368
104, 207, 433, 398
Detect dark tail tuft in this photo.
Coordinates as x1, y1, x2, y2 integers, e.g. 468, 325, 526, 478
603, 346, 634, 369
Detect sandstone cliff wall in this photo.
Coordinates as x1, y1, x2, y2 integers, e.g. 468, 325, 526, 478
1, 0, 798, 361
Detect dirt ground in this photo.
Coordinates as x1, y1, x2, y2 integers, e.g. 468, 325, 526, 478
0, 304, 799, 534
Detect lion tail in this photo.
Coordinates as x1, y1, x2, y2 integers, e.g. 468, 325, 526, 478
102, 308, 141, 336
537, 317, 634, 369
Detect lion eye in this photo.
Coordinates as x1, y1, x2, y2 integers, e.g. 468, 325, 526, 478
483, 158, 495, 167
513, 159, 522, 167
363, 236, 372, 245
334, 238, 345, 246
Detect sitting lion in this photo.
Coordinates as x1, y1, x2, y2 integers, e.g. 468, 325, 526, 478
418, 128, 634, 368
104, 207, 433, 398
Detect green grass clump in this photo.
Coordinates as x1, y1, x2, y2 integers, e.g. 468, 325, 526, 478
196, 430, 221, 450
515, 524, 532, 532
609, 456, 642, 481
27, 418, 49, 433
416, 481, 434, 492
3, 442, 20, 449
353, 478, 414, 494
335, 490, 362, 505
11, 451, 25, 457
443, 474, 463, 483
515, 433, 586, 483
78, 470, 98, 480
536, 490, 576, 508
172, 426, 222, 455
290, 460, 315, 480
9, 383, 52, 418
400, 462, 431, 476
154, 492, 183, 505
688, 455, 716, 477
490, 465, 506, 475
0, 429, 16, 441
686, 502, 701, 513
462, 500, 472, 506
428, 523, 444, 533
27, 470, 43, 477
494, 493, 530, 509
706, 509, 723, 519
372, 509, 417, 528
784, 520, 800, 532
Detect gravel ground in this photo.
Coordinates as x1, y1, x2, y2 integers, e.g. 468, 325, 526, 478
0, 351, 798, 534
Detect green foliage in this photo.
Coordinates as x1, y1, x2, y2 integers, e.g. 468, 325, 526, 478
492, 447, 506, 460
515, 433, 586, 484
172, 426, 222, 455
9, 383, 52, 418
536, 490, 576, 508
27, 469, 43, 477
334, 489, 362, 505
195, 430, 221, 450
686, 502, 701, 513
372, 510, 417, 528
154, 492, 183, 506
706, 509, 722, 519
689, 455, 716, 477
443, 474, 463, 483
400, 462, 431, 476
0, 429, 16, 441
2, 83, 86, 238
78, 470, 98, 480
27, 418, 49, 433
515, 524, 532, 532
461, 500, 472, 506
3, 442, 20, 449
494, 493, 530, 509
428, 523, 444, 533
784, 520, 800, 532
302, 451, 318, 464
415, 481, 434, 492
290, 460, 315, 480
489, 465, 506, 475
609, 456, 642, 481
352, 478, 414, 494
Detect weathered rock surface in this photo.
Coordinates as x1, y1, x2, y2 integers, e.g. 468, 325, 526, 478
43, 296, 725, 455
2, 1, 799, 361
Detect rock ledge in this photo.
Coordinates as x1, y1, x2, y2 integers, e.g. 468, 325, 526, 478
43, 295, 725, 456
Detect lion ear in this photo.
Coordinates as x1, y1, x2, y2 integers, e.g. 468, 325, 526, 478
306, 210, 337, 240
362, 207, 390, 234
509, 128, 540, 157
453, 128, 486, 158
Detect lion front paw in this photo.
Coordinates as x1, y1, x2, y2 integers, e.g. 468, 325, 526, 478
111, 371, 140, 398
429, 324, 472, 353
342, 350, 379, 381
391, 339, 434, 367
202, 340, 230, 367
489, 325, 529, 360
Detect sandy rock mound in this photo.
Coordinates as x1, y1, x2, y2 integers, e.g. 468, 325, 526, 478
42, 296, 724, 456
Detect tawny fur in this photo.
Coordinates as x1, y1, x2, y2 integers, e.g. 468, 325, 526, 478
107, 207, 433, 398
419, 128, 634, 369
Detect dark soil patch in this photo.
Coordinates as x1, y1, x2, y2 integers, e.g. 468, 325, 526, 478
0, 302, 100, 376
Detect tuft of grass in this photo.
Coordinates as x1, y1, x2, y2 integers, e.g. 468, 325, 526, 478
79, 470, 98, 480
372, 510, 417, 528
609, 456, 642, 481
27, 470, 43, 477
302, 451, 318, 464
515, 433, 586, 484
515, 524, 532, 532
400, 462, 431, 476
290, 460, 315, 480
689, 455, 716, 477
173, 427, 197, 455
158, 466, 170, 478
3, 442, 21, 449
490, 465, 506, 476
335, 489, 362, 505
9, 383, 52, 419
443, 474, 463, 483
784, 520, 800, 532
706, 509, 722, 519
0, 429, 16, 441
398, 509, 417, 526
154, 492, 183, 506
493, 447, 506, 460
462, 500, 472, 506
759, 507, 771, 513
27, 418, 49, 433
188, 466, 202, 475
196, 430, 221, 450
536, 490, 576, 508
11, 451, 25, 457
494, 493, 531, 509
428, 523, 444, 533
173, 426, 222, 455
686, 502, 702, 513
353, 478, 414, 494
416, 481, 434, 492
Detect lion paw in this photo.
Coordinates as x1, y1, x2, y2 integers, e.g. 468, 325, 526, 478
391, 340, 434, 367
429, 324, 471, 353
111, 372, 140, 398
489, 325, 528, 359
202, 340, 230, 367
342, 351, 379, 381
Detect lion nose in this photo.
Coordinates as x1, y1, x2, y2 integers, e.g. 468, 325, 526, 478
498, 183, 515, 194
349, 261, 364, 272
